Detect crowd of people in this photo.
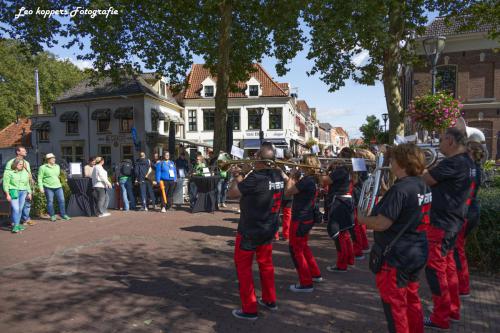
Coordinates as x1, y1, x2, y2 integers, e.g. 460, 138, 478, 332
228, 130, 483, 333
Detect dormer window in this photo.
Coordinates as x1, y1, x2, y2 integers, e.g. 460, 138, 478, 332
204, 85, 214, 97
249, 85, 259, 96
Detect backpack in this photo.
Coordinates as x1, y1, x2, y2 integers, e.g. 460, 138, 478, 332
120, 161, 133, 176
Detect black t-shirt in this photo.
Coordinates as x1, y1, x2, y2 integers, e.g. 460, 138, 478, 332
238, 169, 284, 240
372, 176, 432, 270
328, 166, 350, 196
429, 153, 474, 233
292, 175, 317, 222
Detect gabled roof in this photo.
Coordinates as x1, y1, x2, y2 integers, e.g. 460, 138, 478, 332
183, 63, 288, 99
333, 126, 349, 137
55, 75, 180, 106
0, 118, 32, 149
350, 138, 364, 146
296, 100, 310, 117
422, 16, 495, 38
319, 122, 333, 130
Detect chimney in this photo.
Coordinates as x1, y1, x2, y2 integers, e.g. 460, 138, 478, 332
33, 68, 43, 115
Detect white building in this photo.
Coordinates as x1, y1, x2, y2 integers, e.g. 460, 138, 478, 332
181, 64, 306, 156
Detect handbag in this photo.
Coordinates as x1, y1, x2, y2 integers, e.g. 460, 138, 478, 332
369, 220, 415, 274
9, 189, 19, 199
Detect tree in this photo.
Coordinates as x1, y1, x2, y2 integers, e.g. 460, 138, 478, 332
1, 1, 305, 155
0, 39, 87, 129
304, 1, 436, 143
359, 115, 381, 145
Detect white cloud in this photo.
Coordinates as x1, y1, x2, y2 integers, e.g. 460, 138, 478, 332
63, 57, 93, 70
351, 49, 370, 67
318, 108, 353, 118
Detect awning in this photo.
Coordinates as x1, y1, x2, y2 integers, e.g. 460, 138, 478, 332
151, 108, 166, 120
159, 105, 184, 124
243, 139, 261, 149
91, 108, 111, 120
59, 111, 79, 122
30, 121, 50, 130
114, 107, 133, 119
265, 138, 288, 147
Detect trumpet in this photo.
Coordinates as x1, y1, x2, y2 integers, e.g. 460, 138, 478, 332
217, 159, 324, 173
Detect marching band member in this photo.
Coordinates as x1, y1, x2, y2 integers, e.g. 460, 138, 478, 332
358, 143, 431, 333
454, 140, 484, 297
322, 147, 355, 272
279, 150, 294, 241
422, 128, 474, 330
227, 142, 284, 320
352, 170, 370, 258
284, 154, 322, 292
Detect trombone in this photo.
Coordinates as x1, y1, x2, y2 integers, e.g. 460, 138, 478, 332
217, 159, 324, 173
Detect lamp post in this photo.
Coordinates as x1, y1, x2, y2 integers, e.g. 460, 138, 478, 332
423, 36, 446, 95
256, 107, 265, 145
382, 113, 389, 133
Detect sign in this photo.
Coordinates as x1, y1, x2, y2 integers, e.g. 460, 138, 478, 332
276, 148, 284, 159
69, 163, 82, 176
351, 158, 367, 172
311, 145, 320, 154
231, 145, 244, 159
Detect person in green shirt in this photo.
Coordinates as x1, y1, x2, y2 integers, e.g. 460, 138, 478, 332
4, 146, 34, 226
3, 158, 31, 233
37, 153, 71, 222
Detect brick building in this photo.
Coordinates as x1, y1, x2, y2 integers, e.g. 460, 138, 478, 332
403, 17, 500, 159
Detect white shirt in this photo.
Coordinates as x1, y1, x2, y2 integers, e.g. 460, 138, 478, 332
92, 165, 111, 188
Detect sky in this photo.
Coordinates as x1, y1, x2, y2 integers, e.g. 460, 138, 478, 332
38, 11, 439, 139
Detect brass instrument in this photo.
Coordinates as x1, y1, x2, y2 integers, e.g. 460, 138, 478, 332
217, 159, 323, 173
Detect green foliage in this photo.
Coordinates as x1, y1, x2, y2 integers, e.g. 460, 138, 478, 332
483, 160, 496, 171
408, 92, 463, 131
359, 115, 381, 145
466, 187, 500, 273
0, 39, 87, 129
305, 138, 318, 149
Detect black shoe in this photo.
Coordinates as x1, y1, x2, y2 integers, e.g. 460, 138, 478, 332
289, 284, 314, 293
326, 266, 347, 273
257, 298, 278, 311
423, 316, 450, 331
232, 309, 258, 320
355, 255, 365, 260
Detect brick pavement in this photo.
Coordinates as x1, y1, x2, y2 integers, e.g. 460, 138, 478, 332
0, 204, 498, 333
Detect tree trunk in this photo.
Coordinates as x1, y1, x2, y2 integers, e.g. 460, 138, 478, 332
214, 0, 232, 156
382, 1, 405, 144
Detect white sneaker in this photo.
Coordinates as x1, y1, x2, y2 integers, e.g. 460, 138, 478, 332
102, 212, 111, 217
312, 276, 324, 283
221, 203, 227, 208
144, 207, 148, 211
161, 207, 167, 213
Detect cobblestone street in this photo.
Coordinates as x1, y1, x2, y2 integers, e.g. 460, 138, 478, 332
0, 204, 498, 333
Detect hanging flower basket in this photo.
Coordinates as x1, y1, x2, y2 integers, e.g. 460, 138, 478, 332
407, 92, 463, 132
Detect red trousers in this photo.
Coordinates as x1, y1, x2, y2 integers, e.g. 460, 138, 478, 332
281, 207, 292, 240
425, 225, 460, 328
454, 220, 470, 295
289, 221, 321, 286
335, 230, 354, 270
376, 263, 424, 333
234, 233, 276, 314
353, 209, 369, 256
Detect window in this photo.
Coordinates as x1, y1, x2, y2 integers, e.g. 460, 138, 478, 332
121, 144, 134, 161
249, 85, 259, 97
247, 108, 262, 130
66, 120, 79, 135
436, 65, 457, 98
160, 81, 166, 96
164, 120, 170, 133
120, 118, 133, 133
203, 109, 215, 131
204, 85, 214, 97
97, 119, 110, 133
151, 111, 159, 132
228, 109, 240, 130
38, 130, 49, 142
188, 109, 197, 131
98, 145, 112, 169
61, 143, 84, 164
268, 108, 282, 130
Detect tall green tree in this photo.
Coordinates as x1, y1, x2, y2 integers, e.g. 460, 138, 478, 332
304, 1, 435, 143
1, 1, 305, 154
0, 39, 87, 129
359, 115, 381, 145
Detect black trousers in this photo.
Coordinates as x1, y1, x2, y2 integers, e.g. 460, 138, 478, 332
162, 180, 176, 209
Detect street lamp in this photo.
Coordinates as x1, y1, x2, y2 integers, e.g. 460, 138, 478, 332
255, 107, 265, 145
423, 36, 446, 95
382, 113, 389, 132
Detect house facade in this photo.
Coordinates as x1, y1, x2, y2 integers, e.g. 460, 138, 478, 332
30, 75, 184, 169
182, 64, 307, 156
0, 118, 33, 170
404, 17, 500, 159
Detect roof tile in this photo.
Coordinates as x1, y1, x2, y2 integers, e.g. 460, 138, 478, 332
0, 118, 32, 149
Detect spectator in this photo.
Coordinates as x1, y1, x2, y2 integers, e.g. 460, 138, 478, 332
217, 150, 229, 208
3, 159, 32, 233
323, 148, 332, 158
135, 152, 156, 211
4, 146, 34, 226
115, 158, 136, 211
84, 156, 96, 178
175, 152, 190, 178
156, 151, 177, 212
38, 153, 71, 222
189, 154, 206, 208
92, 156, 112, 217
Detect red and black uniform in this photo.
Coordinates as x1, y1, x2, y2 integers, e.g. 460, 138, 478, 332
280, 191, 293, 240
326, 166, 355, 270
352, 174, 370, 256
289, 175, 321, 287
454, 161, 481, 295
426, 153, 474, 328
372, 176, 431, 333
234, 169, 284, 315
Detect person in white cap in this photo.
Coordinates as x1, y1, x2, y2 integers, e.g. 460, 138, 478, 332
37, 153, 71, 222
